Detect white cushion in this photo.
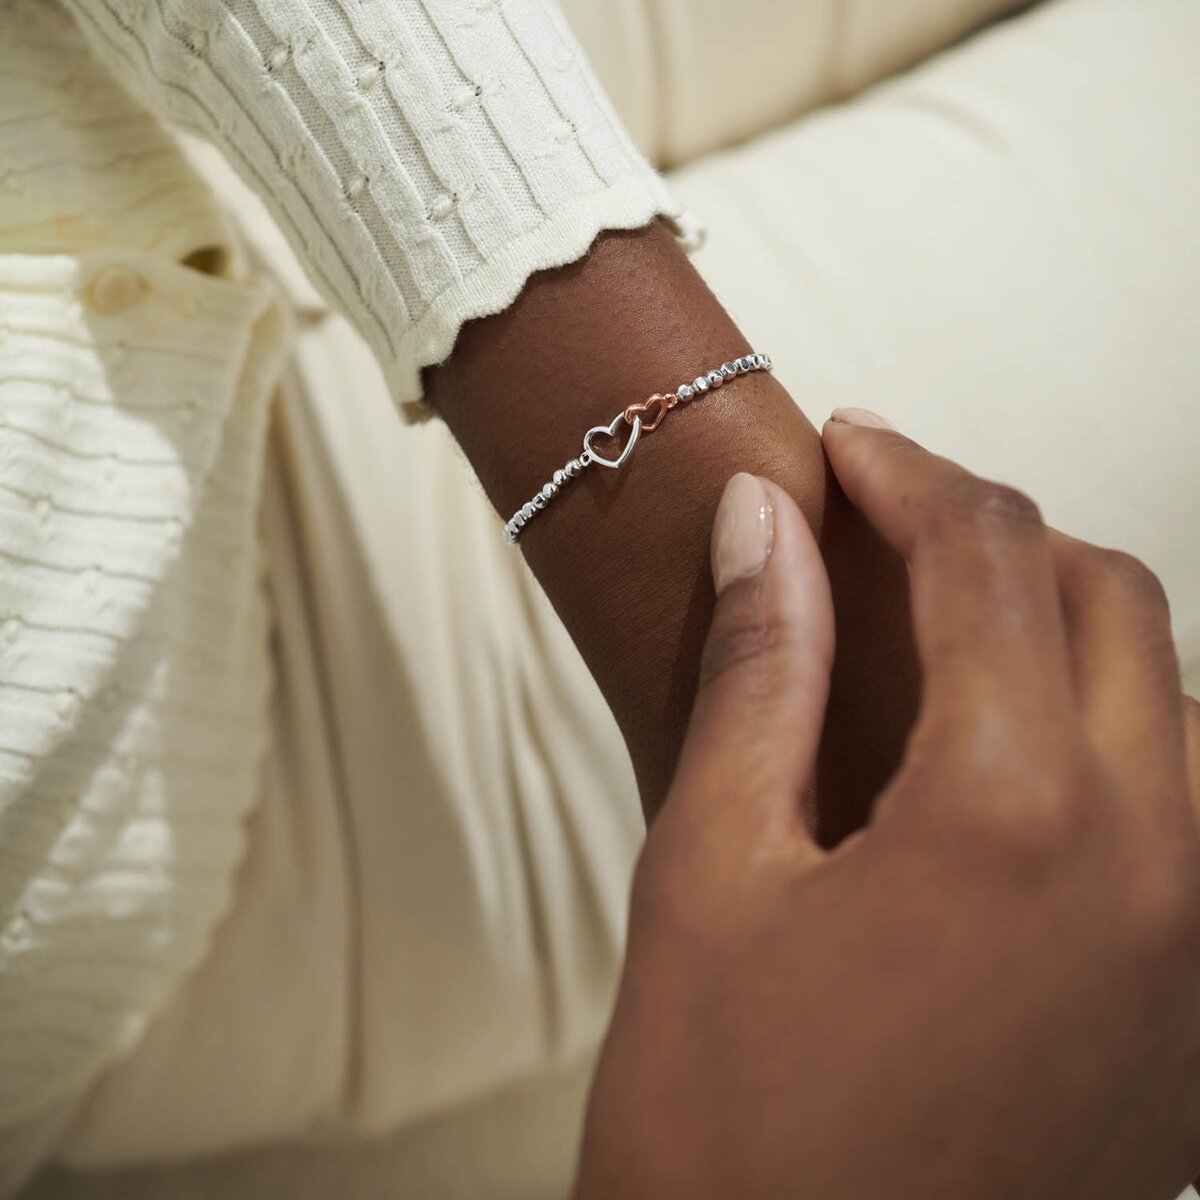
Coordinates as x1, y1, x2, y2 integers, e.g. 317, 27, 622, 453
669, 0, 1200, 685
560, 0, 1029, 165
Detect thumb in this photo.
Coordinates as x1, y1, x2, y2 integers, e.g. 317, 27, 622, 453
666, 472, 835, 856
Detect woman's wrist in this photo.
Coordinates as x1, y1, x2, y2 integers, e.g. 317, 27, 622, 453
425, 222, 818, 803
424, 221, 789, 517
425, 218, 917, 829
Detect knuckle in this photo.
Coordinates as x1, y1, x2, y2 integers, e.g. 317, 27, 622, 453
1125, 858, 1200, 961
1089, 548, 1172, 618
928, 478, 1044, 543
977, 791, 1088, 870
946, 739, 1096, 872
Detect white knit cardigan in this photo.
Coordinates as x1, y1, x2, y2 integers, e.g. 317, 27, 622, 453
65, 0, 698, 422
0, 0, 692, 1132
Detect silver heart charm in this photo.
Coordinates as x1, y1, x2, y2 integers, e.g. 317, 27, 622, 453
582, 412, 641, 469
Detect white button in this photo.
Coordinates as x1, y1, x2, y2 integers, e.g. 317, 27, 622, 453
86, 267, 147, 316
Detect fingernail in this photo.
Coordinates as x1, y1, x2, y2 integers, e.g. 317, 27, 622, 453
711, 473, 774, 596
829, 406, 894, 430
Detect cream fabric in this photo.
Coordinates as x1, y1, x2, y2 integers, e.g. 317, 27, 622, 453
667, 0, 1200, 683
8, 0, 1200, 1197
0, 0, 688, 1155
0, 0, 288, 1137
61, 0, 690, 422
558, 0, 1031, 166
50, 283, 642, 1166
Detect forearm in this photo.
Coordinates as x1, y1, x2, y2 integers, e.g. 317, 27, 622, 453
426, 219, 916, 830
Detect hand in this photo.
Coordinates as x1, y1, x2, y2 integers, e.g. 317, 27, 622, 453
574, 413, 1200, 1200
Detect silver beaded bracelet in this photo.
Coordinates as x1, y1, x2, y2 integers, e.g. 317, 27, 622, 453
503, 352, 773, 543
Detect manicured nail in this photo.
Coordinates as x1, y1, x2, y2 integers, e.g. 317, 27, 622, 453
711, 473, 774, 596
829, 406, 894, 430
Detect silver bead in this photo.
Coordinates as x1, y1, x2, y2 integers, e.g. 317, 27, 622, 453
752, 353, 764, 368
504, 525, 517, 543
579, 450, 593, 467
533, 493, 547, 509
564, 459, 582, 478
553, 469, 567, 486
522, 501, 535, 520
693, 375, 709, 393
677, 383, 694, 401
763, 354, 773, 369
720, 362, 737, 378
706, 370, 723, 388
542, 482, 557, 500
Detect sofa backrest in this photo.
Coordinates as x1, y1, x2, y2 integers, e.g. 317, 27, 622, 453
558, 0, 1033, 166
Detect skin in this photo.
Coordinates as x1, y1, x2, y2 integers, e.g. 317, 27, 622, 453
427, 217, 1200, 1191
574, 415, 1200, 1199
424, 218, 919, 838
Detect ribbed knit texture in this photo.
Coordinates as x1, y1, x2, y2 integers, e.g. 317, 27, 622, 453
0, 3, 291, 1139
0, 1, 292, 1131
0, 0, 691, 1137
60, 0, 695, 422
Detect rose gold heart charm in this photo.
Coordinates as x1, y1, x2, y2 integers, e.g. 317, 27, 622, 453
623, 392, 676, 434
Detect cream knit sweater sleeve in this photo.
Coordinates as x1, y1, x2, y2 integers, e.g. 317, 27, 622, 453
61, 0, 698, 422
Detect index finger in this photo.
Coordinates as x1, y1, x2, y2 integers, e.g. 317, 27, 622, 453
821, 411, 1075, 733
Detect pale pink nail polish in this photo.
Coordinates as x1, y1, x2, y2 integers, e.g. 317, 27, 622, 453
829, 406, 894, 430
711, 473, 774, 596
